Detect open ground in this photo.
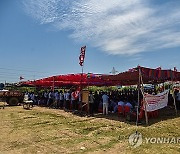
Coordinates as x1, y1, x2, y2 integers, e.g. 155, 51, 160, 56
0, 103, 180, 154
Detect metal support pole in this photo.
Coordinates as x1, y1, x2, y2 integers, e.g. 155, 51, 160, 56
139, 68, 149, 125
172, 84, 178, 116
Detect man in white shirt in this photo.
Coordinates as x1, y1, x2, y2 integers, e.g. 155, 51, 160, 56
102, 92, 109, 115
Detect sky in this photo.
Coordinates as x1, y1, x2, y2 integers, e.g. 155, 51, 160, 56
0, 0, 180, 83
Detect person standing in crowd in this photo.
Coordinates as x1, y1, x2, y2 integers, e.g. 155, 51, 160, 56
63, 91, 67, 109
65, 91, 71, 110
71, 90, 76, 111
89, 91, 94, 116
108, 99, 117, 113
44, 91, 48, 106
176, 90, 180, 110
24, 92, 29, 101
102, 92, 109, 115
47, 91, 53, 107
54, 90, 60, 108
30, 92, 35, 105
59, 90, 64, 109
94, 91, 100, 112
78, 91, 82, 111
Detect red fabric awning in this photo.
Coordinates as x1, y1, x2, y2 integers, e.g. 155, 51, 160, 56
103, 66, 180, 85
20, 66, 180, 87
21, 73, 119, 87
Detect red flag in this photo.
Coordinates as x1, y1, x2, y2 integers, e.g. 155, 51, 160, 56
79, 46, 86, 66
20, 76, 24, 80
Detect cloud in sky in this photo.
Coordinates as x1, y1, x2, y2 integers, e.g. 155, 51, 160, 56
23, 0, 180, 55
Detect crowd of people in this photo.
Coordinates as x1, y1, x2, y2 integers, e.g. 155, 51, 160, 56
23, 88, 180, 116
24, 89, 141, 115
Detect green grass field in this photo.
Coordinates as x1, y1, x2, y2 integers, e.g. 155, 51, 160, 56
0, 105, 180, 154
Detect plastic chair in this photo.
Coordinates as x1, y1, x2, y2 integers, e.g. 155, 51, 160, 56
118, 105, 124, 116
124, 106, 131, 116
98, 108, 103, 113
138, 108, 144, 120
154, 110, 159, 117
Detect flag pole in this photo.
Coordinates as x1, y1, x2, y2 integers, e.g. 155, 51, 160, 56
79, 46, 86, 114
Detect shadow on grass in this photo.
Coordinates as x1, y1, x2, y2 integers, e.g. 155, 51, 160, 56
72, 106, 180, 127
4, 104, 180, 127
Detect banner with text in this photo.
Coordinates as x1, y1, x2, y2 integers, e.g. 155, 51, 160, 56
144, 90, 169, 112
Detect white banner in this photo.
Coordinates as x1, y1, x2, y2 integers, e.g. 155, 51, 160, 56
144, 90, 169, 112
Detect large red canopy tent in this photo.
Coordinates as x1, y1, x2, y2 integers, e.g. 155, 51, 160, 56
103, 66, 180, 125
21, 73, 118, 87
21, 66, 180, 88
103, 66, 180, 85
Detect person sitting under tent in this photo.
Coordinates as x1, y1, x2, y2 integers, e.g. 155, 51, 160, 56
123, 100, 133, 116
23, 92, 33, 109
113, 100, 124, 113
109, 99, 117, 112
124, 101, 133, 110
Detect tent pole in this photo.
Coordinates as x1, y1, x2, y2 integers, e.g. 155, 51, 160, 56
142, 92, 149, 125
172, 83, 178, 116
171, 71, 178, 116
139, 68, 149, 125
136, 67, 140, 127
